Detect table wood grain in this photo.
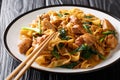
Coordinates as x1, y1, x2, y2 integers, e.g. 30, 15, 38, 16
0, 0, 120, 80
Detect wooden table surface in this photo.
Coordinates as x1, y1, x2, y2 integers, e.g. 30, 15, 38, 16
0, 0, 120, 80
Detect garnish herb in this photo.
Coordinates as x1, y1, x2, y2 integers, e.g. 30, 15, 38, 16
59, 28, 70, 40
22, 19, 42, 35
51, 46, 60, 59
83, 24, 92, 33
22, 27, 40, 34
102, 30, 116, 36
100, 30, 117, 42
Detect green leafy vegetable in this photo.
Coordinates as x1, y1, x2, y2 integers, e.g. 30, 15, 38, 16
102, 30, 116, 36
58, 43, 64, 48
37, 19, 42, 34
83, 24, 92, 33
81, 51, 93, 59
100, 30, 117, 42
70, 44, 88, 54
84, 15, 93, 18
59, 28, 70, 40
51, 46, 60, 59
71, 44, 99, 59
57, 13, 63, 17
80, 44, 98, 59
99, 37, 105, 42
98, 23, 102, 27
64, 13, 69, 15
22, 27, 40, 34
83, 22, 92, 25
98, 53, 106, 60
60, 62, 79, 69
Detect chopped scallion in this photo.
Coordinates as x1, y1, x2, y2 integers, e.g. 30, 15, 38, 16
83, 24, 92, 33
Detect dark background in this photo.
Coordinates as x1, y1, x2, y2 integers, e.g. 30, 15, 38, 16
0, 0, 120, 80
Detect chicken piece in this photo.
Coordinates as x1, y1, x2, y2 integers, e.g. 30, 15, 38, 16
82, 33, 105, 55
69, 15, 81, 24
70, 15, 86, 34
32, 35, 48, 47
75, 33, 105, 55
36, 35, 48, 44
51, 19, 62, 27
40, 14, 50, 21
18, 38, 32, 54
75, 36, 84, 46
105, 34, 118, 49
71, 24, 87, 34
41, 19, 56, 31
60, 21, 68, 28
102, 19, 115, 30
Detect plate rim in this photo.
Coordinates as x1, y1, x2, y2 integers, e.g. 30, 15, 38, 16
3, 4, 120, 74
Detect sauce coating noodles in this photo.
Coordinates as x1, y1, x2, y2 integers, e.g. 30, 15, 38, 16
18, 8, 118, 69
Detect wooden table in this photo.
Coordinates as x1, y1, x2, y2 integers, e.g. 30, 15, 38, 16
0, 0, 120, 80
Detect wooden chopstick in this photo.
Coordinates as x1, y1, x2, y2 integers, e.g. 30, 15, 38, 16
6, 32, 57, 80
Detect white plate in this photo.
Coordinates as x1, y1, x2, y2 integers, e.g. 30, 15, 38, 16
3, 5, 120, 73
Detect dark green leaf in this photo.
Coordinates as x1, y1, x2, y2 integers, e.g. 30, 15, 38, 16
59, 28, 70, 40
70, 44, 90, 54
80, 45, 98, 59
51, 46, 60, 59
59, 62, 79, 69
59, 28, 66, 37
71, 44, 98, 59
58, 43, 64, 48
102, 30, 116, 36
83, 22, 92, 25
81, 51, 93, 59
64, 13, 69, 15
70, 44, 86, 54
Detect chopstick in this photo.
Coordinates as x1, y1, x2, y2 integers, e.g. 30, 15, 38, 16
6, 32, 57, 80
